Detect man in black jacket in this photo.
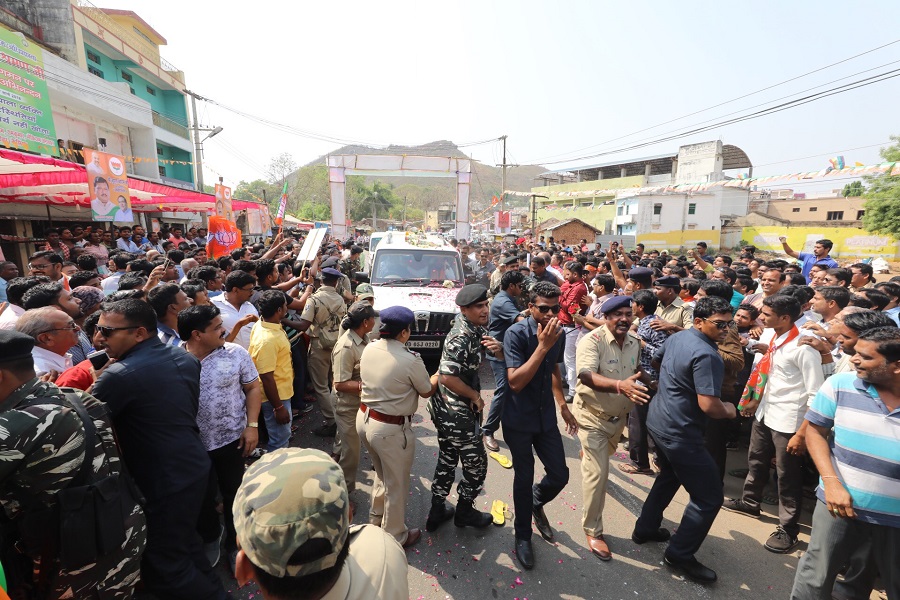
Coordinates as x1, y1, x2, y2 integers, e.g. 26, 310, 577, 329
93, 299, 228, 600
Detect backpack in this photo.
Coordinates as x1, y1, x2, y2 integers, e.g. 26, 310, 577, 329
15, 390, 144, 575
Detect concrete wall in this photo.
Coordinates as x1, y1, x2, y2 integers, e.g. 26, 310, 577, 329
742, 225, 899, 259
4, 0, 78, 63
764, 196, 866, 223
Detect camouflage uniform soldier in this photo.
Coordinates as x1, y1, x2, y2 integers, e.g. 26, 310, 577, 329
0, 331, 146, 599
426, 284, 499, 531
339, 246, 363, 281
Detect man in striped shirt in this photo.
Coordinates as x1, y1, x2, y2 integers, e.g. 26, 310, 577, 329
791, 326, 900, 600
148, 283, 192, 346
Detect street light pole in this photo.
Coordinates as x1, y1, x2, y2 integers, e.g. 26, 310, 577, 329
184, 89, 223, 193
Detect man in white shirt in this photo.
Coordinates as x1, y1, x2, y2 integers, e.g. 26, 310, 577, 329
15, 307, 78, 375
115, 226, 142, 253
211, 270, 259, 350
722, 295, 823, 554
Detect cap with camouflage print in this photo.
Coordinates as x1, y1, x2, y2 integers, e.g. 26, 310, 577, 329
233, 448, 350, 578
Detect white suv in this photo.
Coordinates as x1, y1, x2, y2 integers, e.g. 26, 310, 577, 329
368, 231, 465, 355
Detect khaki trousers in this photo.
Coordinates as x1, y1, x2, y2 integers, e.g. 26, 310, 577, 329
575, 402, 627, 537
334, 395, 361, 492
356, 409, 415, 545
308, 338, 336, 425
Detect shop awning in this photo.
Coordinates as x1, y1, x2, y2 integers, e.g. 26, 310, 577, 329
0, 148, 260, 213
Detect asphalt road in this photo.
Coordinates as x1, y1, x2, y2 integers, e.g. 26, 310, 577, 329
216, 359, 879, 600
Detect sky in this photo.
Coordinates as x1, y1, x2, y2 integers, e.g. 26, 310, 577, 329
96, 0, 900, 194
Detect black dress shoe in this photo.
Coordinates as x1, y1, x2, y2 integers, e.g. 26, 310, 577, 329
532, 505, 554, 541
663, 554, 717, 584
631, 527, 672, 545
515, 538, 534, 570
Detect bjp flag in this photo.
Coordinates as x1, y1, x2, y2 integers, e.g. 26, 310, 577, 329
206, 215, 242, 259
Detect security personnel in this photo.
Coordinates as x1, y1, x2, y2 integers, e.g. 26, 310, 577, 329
651, 275, 693, 332
0, 331, 146, 599
297, 267, 348, 443
573, 295, 649, 561
322, 257, 355, 304
331, 301, 378, 494
356, 307, 439, 548
490, 255, 519, 297
426, 285, 498, 532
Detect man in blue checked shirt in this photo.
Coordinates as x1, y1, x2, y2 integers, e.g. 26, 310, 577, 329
791, 326, 900, 600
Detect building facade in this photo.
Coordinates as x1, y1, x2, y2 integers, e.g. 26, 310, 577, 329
531, 140, 753, 250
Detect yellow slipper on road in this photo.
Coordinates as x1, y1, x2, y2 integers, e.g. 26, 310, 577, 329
489, 451, 513, 469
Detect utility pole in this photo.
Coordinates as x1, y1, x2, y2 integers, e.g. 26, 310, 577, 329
499, 135, 508, 219
531, 194, 547, 241
372, 196, 377, 231
403, 195, 408, 226
183, 89, 223, 194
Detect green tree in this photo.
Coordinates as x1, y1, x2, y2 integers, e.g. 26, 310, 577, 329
348, 181, 397, 224
861, 135, 900, 237
842, 180, 864, 197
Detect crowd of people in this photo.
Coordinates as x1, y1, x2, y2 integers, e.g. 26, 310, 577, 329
0, 224, 897, 600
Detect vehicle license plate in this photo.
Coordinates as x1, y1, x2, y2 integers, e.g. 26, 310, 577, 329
407, 340, 440, 348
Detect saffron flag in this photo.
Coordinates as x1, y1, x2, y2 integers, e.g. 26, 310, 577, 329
491, 195, 501, 207
206, 215, 242, 259
275, 181, 288, 225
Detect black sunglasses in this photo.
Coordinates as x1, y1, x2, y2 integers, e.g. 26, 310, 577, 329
533, 304, 561, 313
96, 325, 140, 337
702, 318, 735, 330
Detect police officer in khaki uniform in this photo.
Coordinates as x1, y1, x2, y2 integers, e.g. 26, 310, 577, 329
297, 267, 348, 443
652, 275, 693, 332
573, 295, 650, 561
331, 301, 378, 494
356, 306, 439, 548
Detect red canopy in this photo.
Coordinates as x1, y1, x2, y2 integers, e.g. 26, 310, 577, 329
0, 148, 261, 212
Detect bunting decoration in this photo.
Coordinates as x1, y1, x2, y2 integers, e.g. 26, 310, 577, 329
509, 158, 898, 201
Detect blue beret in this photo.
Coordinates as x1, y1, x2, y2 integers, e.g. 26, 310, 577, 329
379, 306, 415, 329
321, 267, 342, 278
628, 267, 653, 281
601, 295, 633, 314
321, 257, 340, 268
653, 275, 681, 288
456, 284, 488, 307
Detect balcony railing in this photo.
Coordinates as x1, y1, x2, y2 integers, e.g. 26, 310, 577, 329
74, 0, 183, 78
152, 111, 190, 139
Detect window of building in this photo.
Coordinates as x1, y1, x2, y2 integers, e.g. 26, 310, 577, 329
86, 50, 101, 64
792, 207, 800, 212
688, 203, 696, 215
157, 147, 163, 156
121, 71, 133, 83
129, 87, 135, 95
158, 166, 167, 177
625, 204, 630, 215
653, 204, 662, 215
687, 224, 697, 229
617, 206, 623, 216
827, 211, 844, 221
809, 207, 818, 212
146, 86, 156, 96
857, 210, 865, 220
87, 65, 104, 79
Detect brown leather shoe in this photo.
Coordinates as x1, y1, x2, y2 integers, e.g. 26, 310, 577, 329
402, 528, 421, 548
586, 534, 612, 561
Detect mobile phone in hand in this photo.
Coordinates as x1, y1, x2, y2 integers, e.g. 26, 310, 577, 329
87, 350, 110, 370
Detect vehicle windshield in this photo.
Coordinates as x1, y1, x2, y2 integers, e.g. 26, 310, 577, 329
371, 250, 462, 284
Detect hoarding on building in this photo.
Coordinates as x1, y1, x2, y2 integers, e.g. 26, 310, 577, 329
215, 183, 233, 221
85, 149, 131, 222
0, 26, 58, 156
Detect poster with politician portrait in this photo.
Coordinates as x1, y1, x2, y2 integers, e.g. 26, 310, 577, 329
86, 149, 131, 223
215, 183, 233, 222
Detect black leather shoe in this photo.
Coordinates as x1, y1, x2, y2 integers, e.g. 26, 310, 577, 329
425, 500, 455, 532
631, 527, 672, 545
532, 505, 554, 541
664, 554, 717, 584
454, 499, 492, 528
515, 538, 534, 570
313, 423, 337, 437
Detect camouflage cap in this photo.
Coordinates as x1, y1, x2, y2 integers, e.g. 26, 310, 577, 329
233, 448, 350, 578
355, 283, 374, 300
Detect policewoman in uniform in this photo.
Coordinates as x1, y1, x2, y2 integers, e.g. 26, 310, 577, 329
356, 306, 439, 548
331, 301, 378, 494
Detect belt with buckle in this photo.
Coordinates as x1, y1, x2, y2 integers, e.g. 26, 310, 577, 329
360, 404, 412, 426
580, 401, 624, 423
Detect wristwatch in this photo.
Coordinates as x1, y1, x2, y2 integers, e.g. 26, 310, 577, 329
247, 422, 259, 428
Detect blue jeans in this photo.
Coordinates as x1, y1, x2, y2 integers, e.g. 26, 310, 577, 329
483, 358, 508, 436
261, 400, 292, 451
504, 425, 569, 540
634, 430, 724, 561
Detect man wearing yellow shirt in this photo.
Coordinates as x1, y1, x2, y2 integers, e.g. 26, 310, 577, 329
249, 290, 294, 451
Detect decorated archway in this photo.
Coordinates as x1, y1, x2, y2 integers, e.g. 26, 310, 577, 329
327, 154, 471, 239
